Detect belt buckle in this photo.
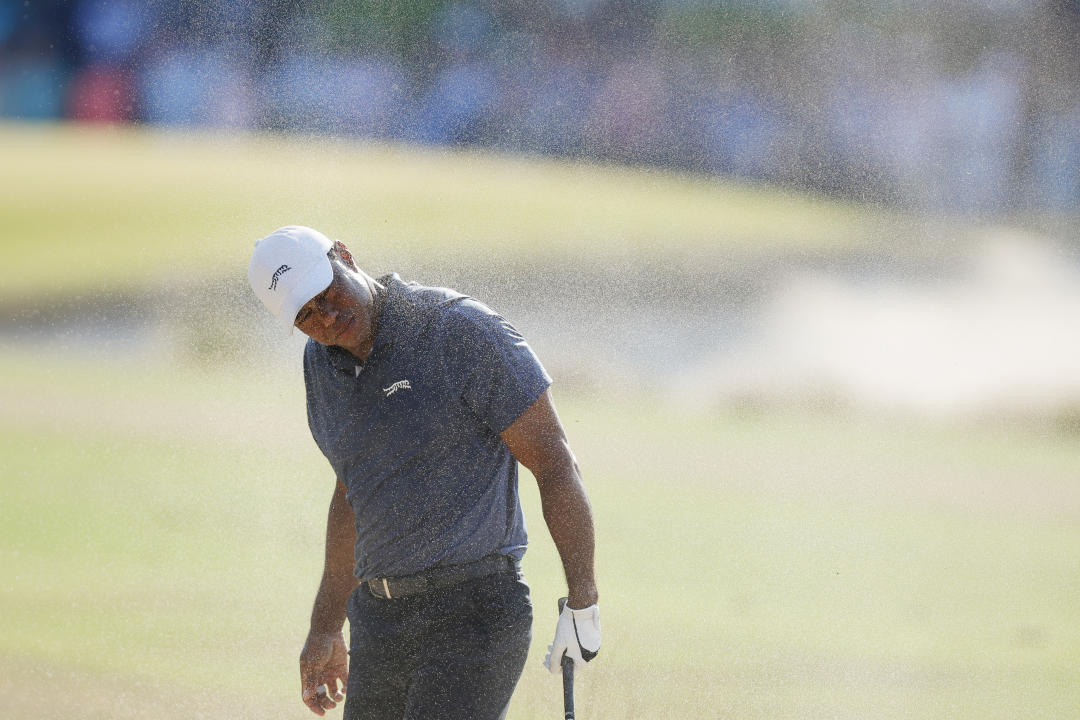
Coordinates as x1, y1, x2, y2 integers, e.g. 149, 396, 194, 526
367, 577, 394, 599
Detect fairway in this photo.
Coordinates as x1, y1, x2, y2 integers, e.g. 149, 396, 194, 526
2, 347, 1078, 719
2, 125, 1079, 719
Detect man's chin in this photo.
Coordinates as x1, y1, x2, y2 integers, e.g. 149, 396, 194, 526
333, 316, 357, 346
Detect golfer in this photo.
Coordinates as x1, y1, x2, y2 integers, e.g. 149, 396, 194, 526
248, 226, 601, 720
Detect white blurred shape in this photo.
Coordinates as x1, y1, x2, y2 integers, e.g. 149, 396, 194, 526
691, 231, 1080, 418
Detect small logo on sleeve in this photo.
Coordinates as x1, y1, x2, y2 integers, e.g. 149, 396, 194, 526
268, 264, 291, 291
383, 380, 412, 397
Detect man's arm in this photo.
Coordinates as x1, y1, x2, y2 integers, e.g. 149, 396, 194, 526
299, 479, 359, 716
501, 389, 598, 609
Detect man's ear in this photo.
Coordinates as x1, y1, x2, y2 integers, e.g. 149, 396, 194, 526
334, 240, 358, 271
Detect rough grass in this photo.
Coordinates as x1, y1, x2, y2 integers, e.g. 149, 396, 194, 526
2, 347, 1079, 719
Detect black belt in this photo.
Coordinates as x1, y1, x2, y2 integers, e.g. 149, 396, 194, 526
364, 553, 517, 600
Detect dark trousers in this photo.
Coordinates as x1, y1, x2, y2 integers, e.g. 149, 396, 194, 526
343, 564, 533, 720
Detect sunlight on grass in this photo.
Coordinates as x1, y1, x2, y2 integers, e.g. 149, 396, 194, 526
0, 123, 880, 303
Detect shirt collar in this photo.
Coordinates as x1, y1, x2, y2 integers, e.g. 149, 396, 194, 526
370, 273, 403, 353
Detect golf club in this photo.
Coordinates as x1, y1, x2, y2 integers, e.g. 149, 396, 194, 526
558, 597, 575, 720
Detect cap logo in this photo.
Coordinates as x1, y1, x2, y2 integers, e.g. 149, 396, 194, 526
269, 264, 291, 291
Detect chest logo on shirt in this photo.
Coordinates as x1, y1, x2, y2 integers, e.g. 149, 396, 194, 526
383, 380, 412, 397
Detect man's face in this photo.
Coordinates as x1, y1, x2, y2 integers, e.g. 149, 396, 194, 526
293, 259, 373, 352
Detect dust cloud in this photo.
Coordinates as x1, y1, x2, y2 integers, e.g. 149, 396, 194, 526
678, 230, 1080, 420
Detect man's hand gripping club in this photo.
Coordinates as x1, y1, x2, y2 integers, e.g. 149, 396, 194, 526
543, 601, 601, 674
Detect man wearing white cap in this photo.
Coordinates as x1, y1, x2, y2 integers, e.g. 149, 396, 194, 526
248, 226, 601, 720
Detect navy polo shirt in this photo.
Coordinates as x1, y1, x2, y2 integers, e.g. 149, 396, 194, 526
303, 274, 552, 580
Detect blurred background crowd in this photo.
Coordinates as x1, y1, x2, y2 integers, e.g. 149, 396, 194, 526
3, 0, 1078, 214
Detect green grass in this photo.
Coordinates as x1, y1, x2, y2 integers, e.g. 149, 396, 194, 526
0, 122, 883, 304
2, 347, 1079, 719
3, 123, 1078, 718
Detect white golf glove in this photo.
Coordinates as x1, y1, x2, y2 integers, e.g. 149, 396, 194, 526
543, 603, 601, 674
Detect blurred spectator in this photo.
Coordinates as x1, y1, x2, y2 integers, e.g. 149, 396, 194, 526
583, 52, 672, 164
519, 55, 599, 156
406, 60, 496, 145
72, 0, 151, 64
138, 47, 254, 127
0, 0, 18, 47
264, 52, 406, 136
700, 87, 790, 180
935, 50, 1024, 212
0, 56, 66, 120
67, 65, 135, 123
1033, 106, 1080, 210
433, 2, 493, 60
403, 3, 496, 145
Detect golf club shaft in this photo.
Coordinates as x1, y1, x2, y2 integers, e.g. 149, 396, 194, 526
558, 597, 575, 720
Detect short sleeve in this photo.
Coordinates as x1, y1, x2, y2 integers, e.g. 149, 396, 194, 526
439, 299, 552, 434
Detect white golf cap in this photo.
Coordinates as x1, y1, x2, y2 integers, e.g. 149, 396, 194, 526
248, 225, 335, 333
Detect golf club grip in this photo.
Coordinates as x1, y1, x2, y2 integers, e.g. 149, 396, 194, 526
562, 655, 575, 719
558, 597, 575, 719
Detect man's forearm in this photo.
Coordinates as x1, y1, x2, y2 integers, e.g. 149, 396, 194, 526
500, 391, 599, 608
309, 481, 359, 635
537, 464, 598, 609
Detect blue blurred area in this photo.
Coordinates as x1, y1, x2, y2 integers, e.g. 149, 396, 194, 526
2, 0, 1078, 213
